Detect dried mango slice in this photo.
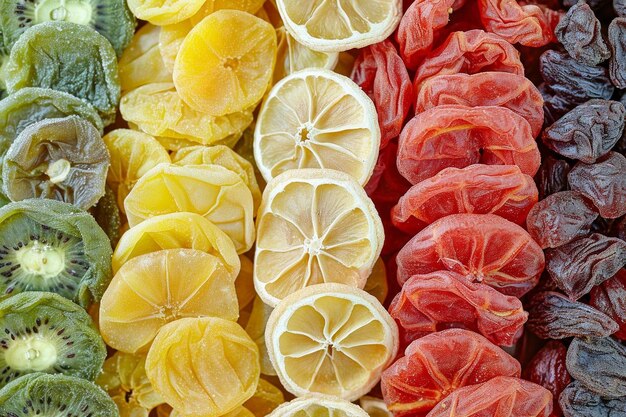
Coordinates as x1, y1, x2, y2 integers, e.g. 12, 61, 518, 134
244, 378, 285, 416
245, 296, 276, 376
127, 0, 204, 25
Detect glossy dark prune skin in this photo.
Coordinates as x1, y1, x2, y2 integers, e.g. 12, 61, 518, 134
609, 18, 626, 89
590, 269, 626, 341
546, 234, 626, 300
527, 291, 618, 339
555, 2, 610, 66
535, 154, 571, 200
523, 341, 571, 416
559, 380, 626, 417
566, 337, 626, 398
541, 100, 626, 163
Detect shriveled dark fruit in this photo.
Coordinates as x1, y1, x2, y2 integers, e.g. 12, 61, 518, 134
534, 154, 571, 200
616, 0, 626, 17
559, 380, 626, 417
2, 116, 110, 210
541, 100, 626, 164
90, 186, 121, 249
611, 216, 626, 241
546, 233, 626, 300
555, 1, 610, 66
609, 19, 626, 89
566, 336, 626, 398
564, 0, 609, 9
568, 152, 626, 219
526, 191, 598, 249
540, 83, 575, 125
527, 291, 618, 339
590, 269, 626, 341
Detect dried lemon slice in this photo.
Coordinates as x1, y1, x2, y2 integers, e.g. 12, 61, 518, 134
100, 249, 239, 353
364, 257, 388, 305
244, 378, 285, 416
124, 163, 255, 253
127, 0, 204, 25
254, 169, 383, 307
254, 69, 380, 186
145, 317, 260, 417
268, 397, 369, 417
173, 10, 277, 116
266, 283, 399, 401
276, 0, 402, 52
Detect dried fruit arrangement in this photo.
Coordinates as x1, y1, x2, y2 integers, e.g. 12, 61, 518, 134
0, 0, 623, 417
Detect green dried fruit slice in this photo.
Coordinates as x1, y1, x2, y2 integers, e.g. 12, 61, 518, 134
90, 186, 121, 249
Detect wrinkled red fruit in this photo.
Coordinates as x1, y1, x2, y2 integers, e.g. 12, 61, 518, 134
590, 269, 626, 341
397, 105, 541, 185
381, 329, 521, 417
396, 214, 545, 297
389, 270, 527, 347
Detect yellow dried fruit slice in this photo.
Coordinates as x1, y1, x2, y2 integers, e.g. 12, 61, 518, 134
266, 283, 399, 401
245, 296, 276, 376
276, 0, 402, 52
254, 69, 380, 186
364, 257, 388, 305
173, 10, 277, 116
172, 145, 262, 212
146, 317, 260, 417
236, 255, 256, 312
359, 396, 392, 417
267, 397, 369, 417
104, 129, 170, 214
155, 133, 243, 151
124, 163, 255, 253
127, 0, 204, 25
189, 0, 266, 25
254, 169, 383, 307
99, 249, 239, 353
274, 27, 338, 83
244, 378, 285, 417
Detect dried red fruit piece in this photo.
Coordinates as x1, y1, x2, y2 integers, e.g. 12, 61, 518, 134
389, 270, 527, 347
590, 269, 626, 341
427, 376, 553, 417
367, 139, 412, 206
351, 40, 414, 149
523, 341, 571, 417
609, 18, 626, 89
555, 2, 610, 66
527, 291, 618, 339
535, 154, 571, 200
396, 213, 545, 297
397, 105, 541, 185
546, 233, 626, 300
526, 191, 598, 249
391, 164, 538, 234
412, 30, 524, 92
415, 72, 544, 137
559, 380, 626, 417
381, 329, 521, 417
568, 152, 626, 219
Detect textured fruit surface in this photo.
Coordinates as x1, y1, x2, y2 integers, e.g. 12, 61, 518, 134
119, 24, 171, 93
267, 396, 369, 417
127, 0, 204, 25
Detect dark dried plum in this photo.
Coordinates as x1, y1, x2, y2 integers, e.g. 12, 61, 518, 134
534, 154, 571, 200
616, 0, 626, 17
555, 2, 610, 66
609, 18, 626, 89
523, 341, 571, 416
590, 269, 626, 341
559, 380, 626, 417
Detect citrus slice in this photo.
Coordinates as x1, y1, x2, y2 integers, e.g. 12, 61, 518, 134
245, 296, 277, 376
173, 10, 277, 116
124, 163, 255, 253
254, 69, 380, 186
266, 283, 399, 401
254, 169, 384, 307
364, 257, 388, 305
359, 397, 392, 417
127, 0, 204, 25
275, 0, 402, 52
145, 317, 260, 417
244, 378, 285, 416
172, 145, 262, 212
99, 249, 239, 353
103, 129, 171, 214
274, 27, 339, 82
119, 24, 172, 92
111, 211, 240, 276
236, 255, 256, 312
267, 397, 369, 417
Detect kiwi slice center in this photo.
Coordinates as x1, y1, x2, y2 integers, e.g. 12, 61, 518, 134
15, 241, 66, 279
34, 0, 93, 26
45, 159, 72, 184
4, 335, 57, 372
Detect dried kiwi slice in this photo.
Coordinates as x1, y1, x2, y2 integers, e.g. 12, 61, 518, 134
0, 0, 136, 57
0, 199, 112, 307
0, 372, 118, 416
4, 22, 120, 126
2, 116, 110, 210
0, 292, 106, 386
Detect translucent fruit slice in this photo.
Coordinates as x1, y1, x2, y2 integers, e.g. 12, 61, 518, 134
276, 0, 403, 52
245, 296, 276, 376
145, 317, 260, 417
254, 169, 384, 307
243, 378, 285, 416
267, 395, 369, 417
127, 0, 204, 25
359, 396, 392, 417
266, 283, 399, 401
364, 257, 388, 305
173, 10, 277, 116
99, 249, 239, 353
254, 69, 380, 186
124, 163, 255, 253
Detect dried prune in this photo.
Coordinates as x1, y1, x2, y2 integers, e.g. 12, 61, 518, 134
542, 100, 626, 163
415, 72, 544, 137
396, 214, 545, 296
526, 191, 598, 249
566, 336, 626, 398
546, 233, 626, 300
397, 105, 541, 185
527, 291, 618, 339
540, 84, 575, 124
609, 18, 626, 89
392, 164, 538, 234
559, 380, 626, 417
381, 329, 521, 417
523, 341, 571, 416
413, 30, 525, 92
389, 270, 527, 347
427, 376, 553, 417
616, 0, 626, 17
535, 154, 571, 200
568, 152, 626, 219
555, 2, 610, 66
590, 269, 626, 341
